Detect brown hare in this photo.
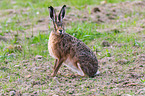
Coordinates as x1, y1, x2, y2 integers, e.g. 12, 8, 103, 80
48, 5, 99, 77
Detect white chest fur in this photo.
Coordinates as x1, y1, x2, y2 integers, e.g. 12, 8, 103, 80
48, 32, 57, 59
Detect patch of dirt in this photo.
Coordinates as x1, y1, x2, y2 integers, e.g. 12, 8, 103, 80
0, 8, 30, 22
1, 56, 145, 95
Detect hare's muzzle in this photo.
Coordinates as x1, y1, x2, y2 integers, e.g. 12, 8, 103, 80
59, 30, 63, 35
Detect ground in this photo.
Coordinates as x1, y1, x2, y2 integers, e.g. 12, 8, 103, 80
0, 0, 145, 96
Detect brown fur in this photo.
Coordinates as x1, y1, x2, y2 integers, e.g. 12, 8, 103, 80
48, 5, 98, 77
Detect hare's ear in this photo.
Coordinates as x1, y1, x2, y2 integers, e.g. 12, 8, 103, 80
48, 6, 56, 22
58, 5, 66, 21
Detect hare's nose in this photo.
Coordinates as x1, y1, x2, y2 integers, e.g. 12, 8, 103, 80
59, 30, 63, 34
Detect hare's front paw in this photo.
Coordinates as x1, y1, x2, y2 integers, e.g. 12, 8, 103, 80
51, 73, 56, 77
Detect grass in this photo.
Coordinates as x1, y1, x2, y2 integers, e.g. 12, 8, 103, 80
0, 0, 139, 9
0, 0, 145, 95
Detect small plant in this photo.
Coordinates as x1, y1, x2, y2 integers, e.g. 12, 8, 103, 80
140, 79, 145, 83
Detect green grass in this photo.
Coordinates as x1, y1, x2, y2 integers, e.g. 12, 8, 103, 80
0, 20, 142, 62
0, 0, 139, 9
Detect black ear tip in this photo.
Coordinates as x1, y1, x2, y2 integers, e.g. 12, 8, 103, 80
48, 6, 53, 9
63, 5, 66, 8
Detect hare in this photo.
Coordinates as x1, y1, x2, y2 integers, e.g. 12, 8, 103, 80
48, 5, 99, 77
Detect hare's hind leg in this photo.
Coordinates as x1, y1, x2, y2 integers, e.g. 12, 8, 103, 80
64, 61, 85, 76
51, 58, 64, 77
76, 63, 85, 76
